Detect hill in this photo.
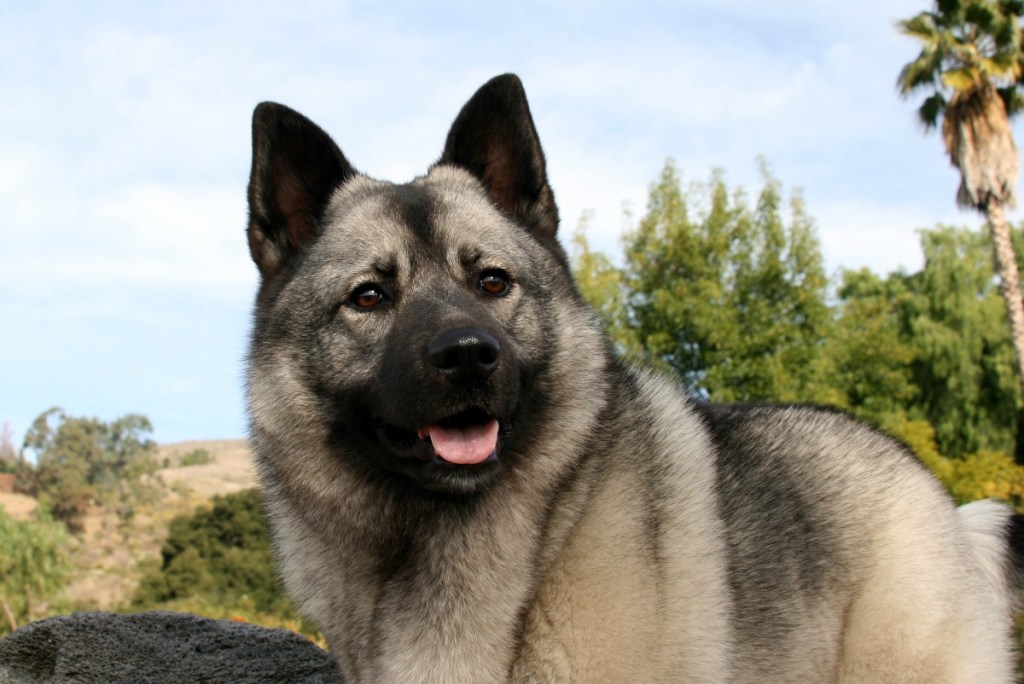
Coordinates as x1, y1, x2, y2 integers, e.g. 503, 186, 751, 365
59, 439, 257, 612
156, 439, 257, 499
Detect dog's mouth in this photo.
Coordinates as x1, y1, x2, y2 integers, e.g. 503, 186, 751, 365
374, 409, 507, 467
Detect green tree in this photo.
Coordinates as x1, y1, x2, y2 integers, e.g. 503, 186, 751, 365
0, 507, 70, 635
906, 226, 1022, 456
21, 408, 160, 530
133, 489, 286, 614
898, 0, 1024, 400
823, 268, 920, 425
831, 226, 1022, 457
612, 160, 831, 402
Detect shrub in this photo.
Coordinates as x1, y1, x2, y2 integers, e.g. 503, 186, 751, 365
0, 507, 70, 635
179, 449, 213, 467
132, 489, 287, 614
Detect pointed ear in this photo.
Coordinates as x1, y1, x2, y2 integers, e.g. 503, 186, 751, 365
439, 74, 560, 242
247, 102, 356, 278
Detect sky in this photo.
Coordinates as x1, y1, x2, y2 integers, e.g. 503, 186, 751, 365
2, 1, 1019, 446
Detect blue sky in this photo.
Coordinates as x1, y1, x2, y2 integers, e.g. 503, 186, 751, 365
1, 1, 1017, 445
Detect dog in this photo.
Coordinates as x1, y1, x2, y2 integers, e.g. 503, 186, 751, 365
244, 74, 1015, 682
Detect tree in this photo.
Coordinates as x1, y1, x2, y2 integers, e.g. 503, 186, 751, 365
612, 160, 832, 402
897, 0, 1024, 400
823, 268, 920, 426
21, 408, 160, 530
832, 226, 1022, 457
906, 226, 1022, 456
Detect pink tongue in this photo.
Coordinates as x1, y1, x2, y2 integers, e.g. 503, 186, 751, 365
421, 420, 499, 465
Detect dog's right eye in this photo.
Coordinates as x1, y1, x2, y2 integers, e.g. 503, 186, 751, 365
350, 284, 386, 309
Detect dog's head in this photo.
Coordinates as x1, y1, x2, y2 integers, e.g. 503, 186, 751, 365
246, 75, 591, 496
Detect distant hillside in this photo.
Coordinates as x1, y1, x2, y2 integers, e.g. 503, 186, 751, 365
157, 439, 257, 499
50, 439, 258, 612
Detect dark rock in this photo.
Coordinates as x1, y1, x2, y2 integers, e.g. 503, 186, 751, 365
0, 611, 341, 683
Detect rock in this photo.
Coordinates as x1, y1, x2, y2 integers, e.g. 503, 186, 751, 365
0, 611, 341, 683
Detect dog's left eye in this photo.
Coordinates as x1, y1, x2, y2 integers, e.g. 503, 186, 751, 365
479, 269, 510, 296
350, 284, 386, 309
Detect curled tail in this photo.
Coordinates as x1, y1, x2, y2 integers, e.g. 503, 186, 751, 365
957, 499, 1015, 611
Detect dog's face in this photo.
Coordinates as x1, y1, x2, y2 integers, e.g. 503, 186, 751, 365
246, 75, 579, 496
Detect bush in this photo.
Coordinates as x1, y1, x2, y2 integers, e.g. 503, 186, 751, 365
179, 449, 213, 467
133, 489, 288, 614
885, 416, 1024, 510
0, 507, 70, 635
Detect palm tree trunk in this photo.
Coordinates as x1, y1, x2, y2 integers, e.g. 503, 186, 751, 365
985, 201, 1024, 402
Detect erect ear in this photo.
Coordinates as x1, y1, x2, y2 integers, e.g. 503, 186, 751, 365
247, 102, 356, 278
439, 74, 560, 243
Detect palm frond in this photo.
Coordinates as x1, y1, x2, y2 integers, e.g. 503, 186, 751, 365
966, 2, 999, 32
942, 66, 985, 90
899, 13, 941, 41
1001, 0, 1024, 17
982, 54, 1022, 79
919, 92, 950, 129
898, 52, 944, 94
992, 15, 1020, 47
937, 0, 967, 22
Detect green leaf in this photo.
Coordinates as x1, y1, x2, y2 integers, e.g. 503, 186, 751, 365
941, 66, 983, 90
1002, 0, 1024, 17
919, 93, 948, 128
899, 14, 941, 43
937, 0, 966, 21
965, 2, 998, 32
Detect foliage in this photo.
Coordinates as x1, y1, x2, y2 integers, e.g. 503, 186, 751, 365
0, 507, 70, 636
20, 408, 161, 531
830, 227, 1021, 457
821, 269, 920, 425
898, 0, 1024, 118
592, 159, 832, 403
179, 448, 214, 467
885, 416, 1024, 508
949, 449, 1024, 505
133, 489, 288, 615
572, 160, 1024, 505
904, 227, 1022, 456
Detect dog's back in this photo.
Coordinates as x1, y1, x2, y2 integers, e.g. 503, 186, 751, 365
694, 401, 1015, 682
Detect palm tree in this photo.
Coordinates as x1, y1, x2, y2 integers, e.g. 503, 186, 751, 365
898, 0, 1024, 402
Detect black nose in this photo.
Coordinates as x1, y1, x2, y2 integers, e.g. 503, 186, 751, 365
428, 327, 501, 384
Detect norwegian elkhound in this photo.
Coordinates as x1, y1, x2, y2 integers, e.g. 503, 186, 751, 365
244, 74, 1015, 682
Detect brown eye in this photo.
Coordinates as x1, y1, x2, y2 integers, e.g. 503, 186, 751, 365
479, 269, 510, 296
350, 284, 385, 309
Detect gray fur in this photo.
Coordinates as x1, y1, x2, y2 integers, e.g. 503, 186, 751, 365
245, 74, 1015, 682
